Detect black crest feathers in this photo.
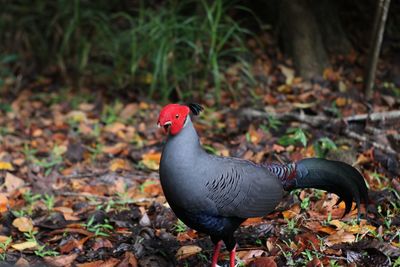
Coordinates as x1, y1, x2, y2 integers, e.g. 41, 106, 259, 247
186, 103, 203, 115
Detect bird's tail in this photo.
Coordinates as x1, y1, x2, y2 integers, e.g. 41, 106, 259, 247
267, 158, 369, 218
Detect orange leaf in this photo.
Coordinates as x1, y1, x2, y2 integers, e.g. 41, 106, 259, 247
109, 159, 131, 172
140, 152, 161, 170
0, 194, 9, 213
282, 204, 300, 219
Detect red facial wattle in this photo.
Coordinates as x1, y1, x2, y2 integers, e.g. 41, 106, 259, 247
157, 104, 190, 135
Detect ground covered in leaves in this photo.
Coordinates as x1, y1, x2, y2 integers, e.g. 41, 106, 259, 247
0, 50, 400, 267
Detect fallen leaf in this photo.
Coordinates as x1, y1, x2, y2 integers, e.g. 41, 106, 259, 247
14, 257, 30, 267
272, 144, 285, 153
92, 238, 113, 251
0, 161, 13, 171
12, 217, 34, 232
12, 241, 37, 251
117, 252, 138, 267
77, 258, 120, 267
3, 172, 25, 192
104, 122, 126, 134
0, 194, 9, 213
109, 159, 131, 172
282, 204, 300, 219
44, 254, 78, 267
176, 245, 202, 260
140, 152, 161, 171
102, 143, 127, 155
120, 104, 138, 120
67, 111, 87, 123
325, 229, 355, 246
248, 256, 277, 267
60, 237, 90, 253
335, 97, 348, 107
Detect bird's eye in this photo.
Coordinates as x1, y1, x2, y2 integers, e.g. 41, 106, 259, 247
175, 114, 179, 119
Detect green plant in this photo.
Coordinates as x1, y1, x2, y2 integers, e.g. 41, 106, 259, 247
83, 216, 114, 237
284, 218, 299, 235
34, 245, 59, 257
279, 128, 308, 147
393, 257, 400, 267
42, 194, 55, 211
23, 190, 42, 205
173, 219, 187, 233
0, 0, 255, 101
300, 196, 310, 210
34, 145, 64, 176
0, 237, 12, 261
314, 137, 337, 158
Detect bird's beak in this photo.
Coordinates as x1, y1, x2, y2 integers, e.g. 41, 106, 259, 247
161, 121, 171, 134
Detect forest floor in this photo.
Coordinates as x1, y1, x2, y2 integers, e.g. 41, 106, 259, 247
0, 40, 400, 267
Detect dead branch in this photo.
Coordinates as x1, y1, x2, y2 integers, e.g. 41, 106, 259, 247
343, 129, 396, 154
365, 0, 391, 99
344, 110, 400, 122
240, 108, 397, 154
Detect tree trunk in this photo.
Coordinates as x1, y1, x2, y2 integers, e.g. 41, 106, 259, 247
279, 0, 329, 79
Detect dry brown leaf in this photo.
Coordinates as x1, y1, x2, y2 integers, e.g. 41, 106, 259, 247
3, 172, 25, 192
105, 122, 126, 134
120, 103, 138, 120
44, 254, 78, 267
14, 257, 30, 267
0, 161, 13, 171
248, 256, 277, 267
77, 258, 120, 267
102, 143, 127, 155
117, 252, 138, 267
0, 194, 9, 213
12, 241, 37, 251
12, 217, 34, 232
272, 144, 285, 153
325, 229, 355, 246
92, 238, 113, 251
282, 204, 301, 219
109, 159, 132, 172
140, 152, 161, 171
176, 245, 202, 260
59, 237, 90, 253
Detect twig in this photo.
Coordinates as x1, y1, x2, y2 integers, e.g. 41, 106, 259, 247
240, 108, 397, 154
344, 110, 400, 122
365, 0, 391, 99
344, 129, 396, 154
59, 171, 107, 180
240, 108, 334, 128
55, 191, 155, 203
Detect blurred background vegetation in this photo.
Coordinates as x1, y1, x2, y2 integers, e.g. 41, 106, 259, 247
0, 0, 399, 102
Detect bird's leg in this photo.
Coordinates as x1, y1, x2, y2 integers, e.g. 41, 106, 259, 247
211, 240, 223, 267
229, 244, 237, 267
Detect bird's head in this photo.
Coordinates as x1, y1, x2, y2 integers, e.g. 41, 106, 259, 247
157, 103, 203, 135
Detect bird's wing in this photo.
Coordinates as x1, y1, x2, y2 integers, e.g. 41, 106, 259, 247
204, 156, 283, 218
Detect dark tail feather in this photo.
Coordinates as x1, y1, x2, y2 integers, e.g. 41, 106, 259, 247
281, 158, 369, 219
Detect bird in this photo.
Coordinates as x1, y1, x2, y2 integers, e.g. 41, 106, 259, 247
157, 103, 368, 267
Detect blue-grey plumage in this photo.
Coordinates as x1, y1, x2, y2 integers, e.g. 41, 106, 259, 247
158, 103, 368, 267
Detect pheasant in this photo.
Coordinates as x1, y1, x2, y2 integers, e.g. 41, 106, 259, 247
158, 103, 368, 267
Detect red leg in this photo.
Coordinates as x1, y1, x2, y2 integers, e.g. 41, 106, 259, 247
229, 244, 237, 267
211, 240, 223, 267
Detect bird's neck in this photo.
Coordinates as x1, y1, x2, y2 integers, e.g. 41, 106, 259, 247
164, 116, 203, 156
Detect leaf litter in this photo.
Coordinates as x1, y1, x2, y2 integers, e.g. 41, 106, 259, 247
0, 47, 399, 267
